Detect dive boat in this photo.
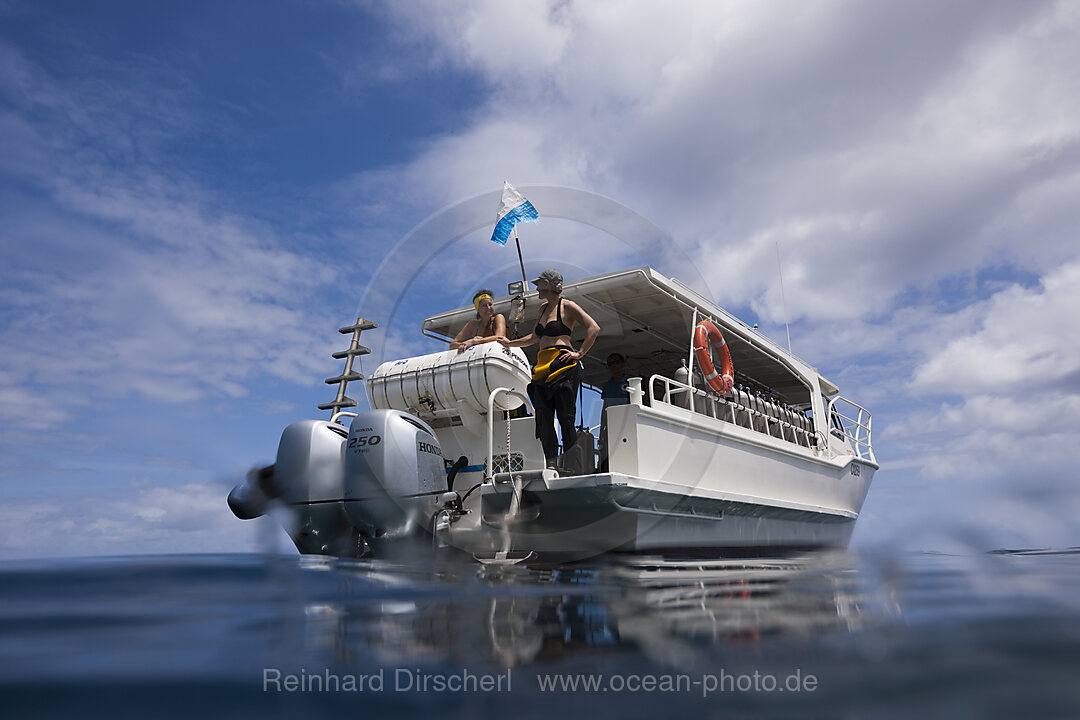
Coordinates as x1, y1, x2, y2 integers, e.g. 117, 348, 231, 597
229, 267, 877, 561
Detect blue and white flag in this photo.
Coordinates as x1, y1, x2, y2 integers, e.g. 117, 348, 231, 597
490, 181, 539, 245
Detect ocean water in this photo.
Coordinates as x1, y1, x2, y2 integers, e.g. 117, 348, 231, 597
1, 548, 1078, 719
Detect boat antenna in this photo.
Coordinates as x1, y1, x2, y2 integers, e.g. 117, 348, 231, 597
775, 240, 792, 354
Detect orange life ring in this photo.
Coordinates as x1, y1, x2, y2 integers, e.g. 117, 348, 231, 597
693, 319, 734, 394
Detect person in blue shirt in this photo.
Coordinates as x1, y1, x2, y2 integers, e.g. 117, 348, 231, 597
598, 353, 630, 472
601, 353, 629, 406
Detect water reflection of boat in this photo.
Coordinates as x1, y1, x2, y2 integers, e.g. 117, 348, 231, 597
288, 552, 865, 670
231, 267, 877, 561
482, 552, 865, 666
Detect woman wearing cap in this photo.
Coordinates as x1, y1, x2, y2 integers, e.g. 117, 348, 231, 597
499, 270, 600, 469
450, 289, 506, 353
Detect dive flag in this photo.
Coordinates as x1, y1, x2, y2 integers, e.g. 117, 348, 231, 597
490, 181, 539, 245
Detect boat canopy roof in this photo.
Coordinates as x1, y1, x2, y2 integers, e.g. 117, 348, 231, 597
422, 267, 830, 404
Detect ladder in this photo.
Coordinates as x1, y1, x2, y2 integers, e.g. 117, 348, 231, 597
318, 316, 377, 424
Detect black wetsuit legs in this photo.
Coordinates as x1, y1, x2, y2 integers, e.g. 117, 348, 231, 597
527, 363, 581, 466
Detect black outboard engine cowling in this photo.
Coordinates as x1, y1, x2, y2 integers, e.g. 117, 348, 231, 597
344, 409, 447, 538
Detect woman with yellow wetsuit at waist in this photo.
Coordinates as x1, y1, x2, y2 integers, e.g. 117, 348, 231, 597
499, 270, 600, 470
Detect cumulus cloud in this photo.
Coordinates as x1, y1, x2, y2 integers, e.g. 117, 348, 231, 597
914, 261, 1080, 396
362, 0, 1080, 325
878, 260, 1080, 485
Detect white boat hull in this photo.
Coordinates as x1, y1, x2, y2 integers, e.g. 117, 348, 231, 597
440, 466, 873, 561
607, 401, 874, 520
439, 399, 875, 560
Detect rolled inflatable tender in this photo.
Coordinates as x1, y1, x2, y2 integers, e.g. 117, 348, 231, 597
367, 342, 532, 415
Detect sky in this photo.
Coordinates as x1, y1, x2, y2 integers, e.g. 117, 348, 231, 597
2, 0, 1079, 559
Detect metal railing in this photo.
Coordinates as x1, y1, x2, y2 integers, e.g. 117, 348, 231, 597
827, 396, 875, 463
485, 387, 534, 482
330, 411, 358, 425
649, 374, 816, 450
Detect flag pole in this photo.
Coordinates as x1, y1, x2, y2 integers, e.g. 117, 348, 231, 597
514, 225, 527, 287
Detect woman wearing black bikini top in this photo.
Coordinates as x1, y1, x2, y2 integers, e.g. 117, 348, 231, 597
500, 269, 600, 469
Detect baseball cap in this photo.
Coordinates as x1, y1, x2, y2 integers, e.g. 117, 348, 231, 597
531, 269, 563, 286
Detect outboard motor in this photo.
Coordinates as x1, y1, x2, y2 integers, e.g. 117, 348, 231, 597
229, 333, 535, 556
229, 411, 453, 554
343, 409, 447, 539
228, 419, 365, 556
